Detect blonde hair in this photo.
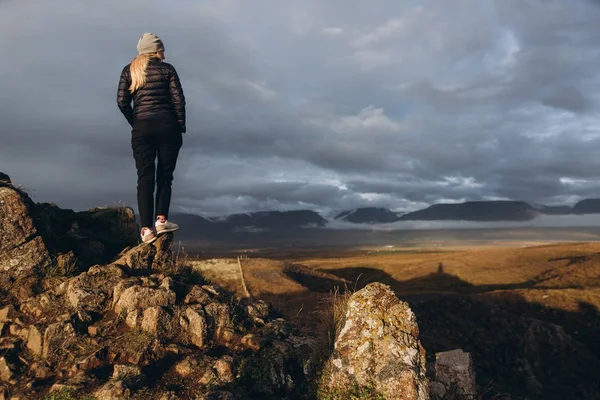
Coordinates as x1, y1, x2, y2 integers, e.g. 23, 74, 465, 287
129, 53, 161, 93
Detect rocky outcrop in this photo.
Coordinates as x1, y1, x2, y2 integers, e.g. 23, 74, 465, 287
0, 175, 138, 302
0, 232, 318, 399
319, 282, 429, 400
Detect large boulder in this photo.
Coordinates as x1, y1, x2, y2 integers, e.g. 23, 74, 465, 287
320, 282, 429, 400
0, 185, 51, 281
0, 172, 139, 293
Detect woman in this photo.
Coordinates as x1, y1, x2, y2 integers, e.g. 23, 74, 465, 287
117, 33, 186, 244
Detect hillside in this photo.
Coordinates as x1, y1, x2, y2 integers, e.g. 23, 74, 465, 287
398, 200, 540, 221
334, 207, 402, 223
171, 199, 600, 234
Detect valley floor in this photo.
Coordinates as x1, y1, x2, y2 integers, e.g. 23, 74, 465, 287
188, 240, 600, 399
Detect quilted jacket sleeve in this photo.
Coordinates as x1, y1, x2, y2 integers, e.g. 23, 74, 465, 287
169, 65, 186, 133
117, 66, 134, 126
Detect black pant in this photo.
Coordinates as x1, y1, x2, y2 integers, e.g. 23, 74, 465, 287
131, 120, 183, 229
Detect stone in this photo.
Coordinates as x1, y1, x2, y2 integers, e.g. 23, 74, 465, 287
30, 362, 53, 379
111, 280, 138, 308
66, 273, 107, 313
88, 325, 100, 337
202, 285, 223, 297
112, 234, 173, 272
200, 369, 218, 386
185, 306, 208, 348
8, 325, 22, 337
112, 364, 143, 380
113, 285, 176, 315
0, 358, 13, 382
175, 356, 197, 378
321, 282, 429, 400
165, 343, 181, 354
126, 310, 140, 328
247, 300, 271, 323
0, 172, 10, 183
434, 349, 477, 397
20, 298, 45, 319
0, 186, 51, 278
159, 392, 180, 400
205, 302, 232, 342
241, 334, 263, 352
141, 306, 172, 338
43, 322, 76, 359
26, 325, 43, 357
160, 277, 174, 291
429, 381, 447, 399
93, 379, 131, 399
0, 307, 17, 323
184, 286, 213, 305
214, 356, 236, 384
49, 384, 80, 393
197, 391, 235, 400
55, 251, 77, 275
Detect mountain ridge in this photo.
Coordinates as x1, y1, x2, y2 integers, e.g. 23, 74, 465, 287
174, 198, 600, 229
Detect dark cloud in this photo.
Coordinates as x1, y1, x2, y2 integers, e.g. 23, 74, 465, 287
1, 0, 600, 217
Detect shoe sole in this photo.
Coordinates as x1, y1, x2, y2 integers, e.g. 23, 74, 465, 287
156, 227, 179, 235
142, 236, 158, 244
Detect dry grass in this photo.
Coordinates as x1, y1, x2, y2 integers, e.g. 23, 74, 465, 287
283, 242, 600, 311
311, 284, 354, 357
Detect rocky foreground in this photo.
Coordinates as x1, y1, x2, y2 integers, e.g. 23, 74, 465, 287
0, 173, 474, 399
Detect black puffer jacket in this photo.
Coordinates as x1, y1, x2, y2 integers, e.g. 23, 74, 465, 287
117, 59, 186, 133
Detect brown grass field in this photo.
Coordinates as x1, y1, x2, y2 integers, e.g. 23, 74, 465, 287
188, 239, 600, 399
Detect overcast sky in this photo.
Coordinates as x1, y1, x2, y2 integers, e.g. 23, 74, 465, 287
2, 0, 600, 216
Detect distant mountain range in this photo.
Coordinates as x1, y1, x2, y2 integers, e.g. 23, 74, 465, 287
171, 199, 600, 238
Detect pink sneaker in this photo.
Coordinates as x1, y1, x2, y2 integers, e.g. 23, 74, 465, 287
155, 219, 179, 235
141, 228, 157, 244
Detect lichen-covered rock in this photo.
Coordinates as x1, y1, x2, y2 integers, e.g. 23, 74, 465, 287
320, 282, 428, 400
184, 306, 208, 348
174, 356, 197, 378
0, 186, 51, 279
25, 325, 43, 357
0, 357, 13, 382
112, 364, 145, 388
434, 349, 477, 397
66, 264, 126, 313
247, 300, 271, 325
214, 356, 236, 383
0, 306, 17, 323
184, 285, 213, 305
113, 285, 176, 315
205, 302, 233, 342
112, 233, 174, 272
141, 306, 173, 338
197, 391, 235, 400
93, 379, 130, 399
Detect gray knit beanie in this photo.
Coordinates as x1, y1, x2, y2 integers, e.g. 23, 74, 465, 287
137, 33, 165, 55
